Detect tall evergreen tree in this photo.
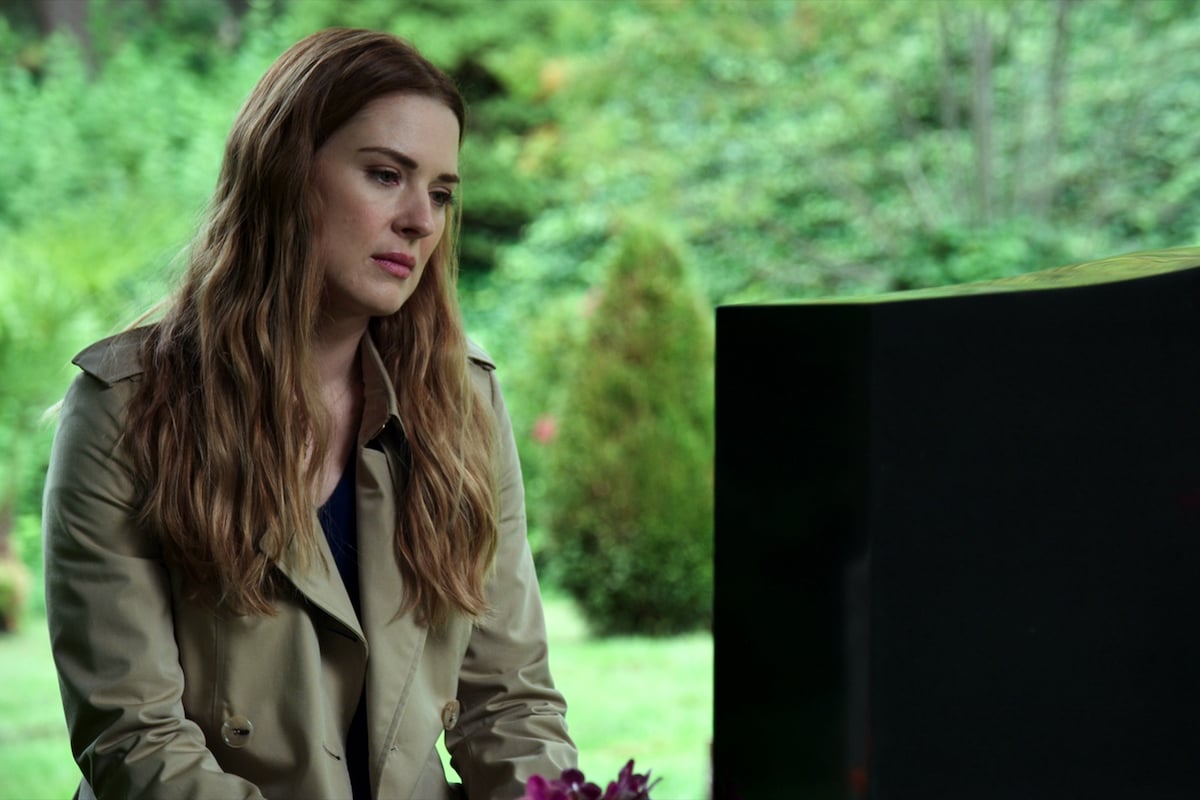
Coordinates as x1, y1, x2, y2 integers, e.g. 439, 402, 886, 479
544, 223, 713, 635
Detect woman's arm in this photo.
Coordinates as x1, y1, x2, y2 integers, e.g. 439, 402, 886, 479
446, 366, 577, 800
43, 371, 264, 800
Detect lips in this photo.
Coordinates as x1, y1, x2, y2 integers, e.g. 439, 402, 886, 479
372, 251, 416, 279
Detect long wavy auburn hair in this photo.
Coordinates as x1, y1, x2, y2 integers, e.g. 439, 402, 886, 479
123, 28, 498, 625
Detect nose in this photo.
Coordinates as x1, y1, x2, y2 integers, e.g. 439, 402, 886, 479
393, 187, 435, 240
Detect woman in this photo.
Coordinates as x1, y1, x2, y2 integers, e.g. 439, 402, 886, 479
42, 27, 576, 800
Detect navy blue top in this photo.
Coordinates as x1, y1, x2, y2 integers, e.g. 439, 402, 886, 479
317, 457, 370, 799
318, 458, 361, 616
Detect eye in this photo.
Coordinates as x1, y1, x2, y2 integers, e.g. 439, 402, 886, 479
367, 168, 401, 186
431, 189, 457, 208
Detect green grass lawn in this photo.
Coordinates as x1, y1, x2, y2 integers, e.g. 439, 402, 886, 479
0, 619, 78, 800
0, 592, 711, 800
519, 591, 712, 800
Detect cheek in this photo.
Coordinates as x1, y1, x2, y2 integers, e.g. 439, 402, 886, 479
319, 181, 378, 236
311, 224, 332, 264
428, 215, 450, 253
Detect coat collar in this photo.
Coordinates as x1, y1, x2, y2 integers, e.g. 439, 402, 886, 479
359, 333, 403, 450
276, 333, 402, 642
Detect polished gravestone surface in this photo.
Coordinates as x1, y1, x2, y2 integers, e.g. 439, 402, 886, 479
712, 247, 1200, 800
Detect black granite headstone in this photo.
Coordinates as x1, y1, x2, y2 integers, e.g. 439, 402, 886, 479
712, 247, 1200, 800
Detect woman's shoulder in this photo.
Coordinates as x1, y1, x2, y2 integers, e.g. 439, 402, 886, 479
465, 338, 506, 412
72, 326, 153, 386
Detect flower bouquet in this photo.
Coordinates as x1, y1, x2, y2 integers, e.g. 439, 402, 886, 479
522, 759, 659, 800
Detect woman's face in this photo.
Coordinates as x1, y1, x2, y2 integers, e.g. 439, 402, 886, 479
311, 92, 460, 329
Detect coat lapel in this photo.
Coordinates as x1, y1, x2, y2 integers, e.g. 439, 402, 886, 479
266, 335, 397, 644
272, 509, 366, 642
357, 338, 431, 788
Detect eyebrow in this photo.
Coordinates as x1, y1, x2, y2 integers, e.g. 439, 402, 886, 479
358, 146, 460, 184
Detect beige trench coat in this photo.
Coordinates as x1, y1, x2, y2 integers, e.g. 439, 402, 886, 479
42, 328, 576, 800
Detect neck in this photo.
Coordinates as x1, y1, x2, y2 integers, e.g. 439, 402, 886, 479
313, 315, 368, 391
311, 317, 366, 505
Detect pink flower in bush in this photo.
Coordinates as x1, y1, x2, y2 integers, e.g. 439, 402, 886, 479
532, 413, 559, 444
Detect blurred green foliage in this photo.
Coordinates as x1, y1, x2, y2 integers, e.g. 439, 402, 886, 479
3, 0, 1200, 627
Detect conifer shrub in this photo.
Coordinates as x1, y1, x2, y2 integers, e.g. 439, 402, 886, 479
0, 553, 30, 633
543, 223, 713, 635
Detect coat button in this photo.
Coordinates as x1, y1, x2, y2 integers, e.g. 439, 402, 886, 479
221, 715, 254, 748
441, 700, 461, 730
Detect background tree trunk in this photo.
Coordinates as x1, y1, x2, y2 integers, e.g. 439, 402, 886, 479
33, 0, 90, 44
1034, 0, 1072, 218
971, 7, 995, 225
33, 0, 94, 69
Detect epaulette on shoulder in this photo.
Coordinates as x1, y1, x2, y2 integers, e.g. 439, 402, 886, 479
71, 327, 151, 386
466, 338, 496, 372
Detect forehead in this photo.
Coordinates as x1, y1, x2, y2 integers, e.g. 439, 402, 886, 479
328, 92, 461, 167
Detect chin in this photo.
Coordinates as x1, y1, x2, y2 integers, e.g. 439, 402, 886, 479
375, 292, 418, 317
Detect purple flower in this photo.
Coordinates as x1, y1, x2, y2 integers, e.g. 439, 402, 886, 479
522, 768, 601, 800
601, 760, 660, 800
523, 761, 659, 800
